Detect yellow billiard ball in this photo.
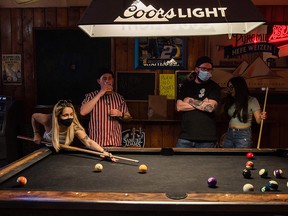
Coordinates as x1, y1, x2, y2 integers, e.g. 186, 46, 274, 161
139, 164, 148, 173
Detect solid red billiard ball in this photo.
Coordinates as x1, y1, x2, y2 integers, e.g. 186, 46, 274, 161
17, 176, 27, 186
246, 152, 254, 159
207, 177, 217, 188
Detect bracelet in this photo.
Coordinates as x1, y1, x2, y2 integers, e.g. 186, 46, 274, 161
33, 131, 39, 134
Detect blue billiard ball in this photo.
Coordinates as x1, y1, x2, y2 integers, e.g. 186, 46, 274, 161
267, 180, 279, 191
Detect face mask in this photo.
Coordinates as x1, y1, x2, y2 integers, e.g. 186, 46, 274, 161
59, 118, 73, 127
198, 70, 212, 82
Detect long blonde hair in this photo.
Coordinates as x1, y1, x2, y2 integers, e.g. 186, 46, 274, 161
51, 100, 84, 152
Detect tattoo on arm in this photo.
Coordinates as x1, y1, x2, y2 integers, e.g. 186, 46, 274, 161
188, 98, 203, 107
204, 104, 214, 112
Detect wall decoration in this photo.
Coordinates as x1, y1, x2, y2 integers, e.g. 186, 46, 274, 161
116, 71, 156, 101
122, 128, 145, 148
207, 24, 288, 68
134, 37, 186, 69
159, 74, 175, 100
1, 54, 22, 85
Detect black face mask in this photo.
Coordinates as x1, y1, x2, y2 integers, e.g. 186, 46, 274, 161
59, 118, 73, 127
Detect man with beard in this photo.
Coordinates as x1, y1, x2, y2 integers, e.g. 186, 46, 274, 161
176, 56, 220, 148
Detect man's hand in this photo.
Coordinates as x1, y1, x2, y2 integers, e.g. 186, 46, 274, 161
109, 109, 122, 117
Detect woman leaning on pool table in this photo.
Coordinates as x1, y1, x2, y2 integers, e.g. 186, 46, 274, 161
31, 99, 117, 162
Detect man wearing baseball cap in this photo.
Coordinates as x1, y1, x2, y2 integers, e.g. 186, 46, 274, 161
176, 56, 220, 148
80, 68, 131, 147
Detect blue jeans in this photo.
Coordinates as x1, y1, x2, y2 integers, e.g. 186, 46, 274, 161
176, 138, 215, 148
223, 128, 252, 148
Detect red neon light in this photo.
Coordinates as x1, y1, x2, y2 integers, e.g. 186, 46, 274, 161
269, 25, 288, 43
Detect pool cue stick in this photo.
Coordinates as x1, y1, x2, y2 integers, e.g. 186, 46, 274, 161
257, 87, 269, 149
59, 144, 139, 163
17, 135, 139, 163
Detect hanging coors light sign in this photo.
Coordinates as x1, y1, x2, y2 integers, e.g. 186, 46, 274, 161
114, 1, 228, 22
78, 0, 265, 37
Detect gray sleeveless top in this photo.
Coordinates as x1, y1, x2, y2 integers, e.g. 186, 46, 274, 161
43, 130, 67, 147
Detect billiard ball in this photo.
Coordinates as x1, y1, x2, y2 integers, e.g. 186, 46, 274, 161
259, 168, 268, 178
242, 168, 251, 178
267, 180, 279, 191
139, 164, 148, 173
246, 152, 254, 159
207, 177, 217, 188
94, 163, 103, 172
260, 186, 270, 192
273, 169, 283, 178
243, 183, 254, 192
17, 176, 27, 186
245, 161, 254, 169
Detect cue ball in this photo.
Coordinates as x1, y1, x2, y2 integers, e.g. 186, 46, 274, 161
246, 152, 254, 159
139, 164, 148, 173
207, 177, 217, 187
245, 161, 254, 169
243, 183, 254, 192
259, 168, 268, 178
94, 163, 103, 172
17, 176, 27, 186
273, 169, 283, 178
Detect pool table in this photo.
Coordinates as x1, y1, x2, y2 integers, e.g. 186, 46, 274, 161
0, 146, 288, 216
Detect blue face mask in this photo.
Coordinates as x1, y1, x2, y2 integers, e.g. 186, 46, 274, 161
198, 70, 212, 82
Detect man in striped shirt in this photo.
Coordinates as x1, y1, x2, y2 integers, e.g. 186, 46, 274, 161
80, 68, 131, 147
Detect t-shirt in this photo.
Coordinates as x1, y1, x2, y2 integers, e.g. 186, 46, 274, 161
228, 96, 260, 127
177, 79, 220, 141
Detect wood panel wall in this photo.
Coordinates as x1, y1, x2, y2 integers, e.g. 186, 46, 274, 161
0, 6, 288, 149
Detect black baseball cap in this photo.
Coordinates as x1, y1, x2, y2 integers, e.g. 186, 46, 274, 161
97, 67, 114, 79
195, 56, 213, 68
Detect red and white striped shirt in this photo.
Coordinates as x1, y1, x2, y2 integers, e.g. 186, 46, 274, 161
82, 91, 129, 147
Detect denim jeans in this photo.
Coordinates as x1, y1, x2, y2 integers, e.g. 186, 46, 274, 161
223, 128, 252, 148
176, 138, 215, 148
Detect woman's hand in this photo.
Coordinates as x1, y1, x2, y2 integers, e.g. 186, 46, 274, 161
260, 111, 267, 120
100, 151, 118, 162
33, 133, 42, 144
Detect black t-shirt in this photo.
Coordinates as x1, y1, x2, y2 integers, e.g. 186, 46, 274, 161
177, 78, 220, 141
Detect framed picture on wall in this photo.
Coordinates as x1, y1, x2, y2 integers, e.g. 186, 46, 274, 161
1, 54, 22, 85
116, 71, 157, 101
134, 37, 187, 70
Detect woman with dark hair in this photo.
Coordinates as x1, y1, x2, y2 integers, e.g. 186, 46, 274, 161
31, 99, 117, 161
222, 76, 266, 148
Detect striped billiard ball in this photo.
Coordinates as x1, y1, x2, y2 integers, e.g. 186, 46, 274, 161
259, 168, 268, 178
